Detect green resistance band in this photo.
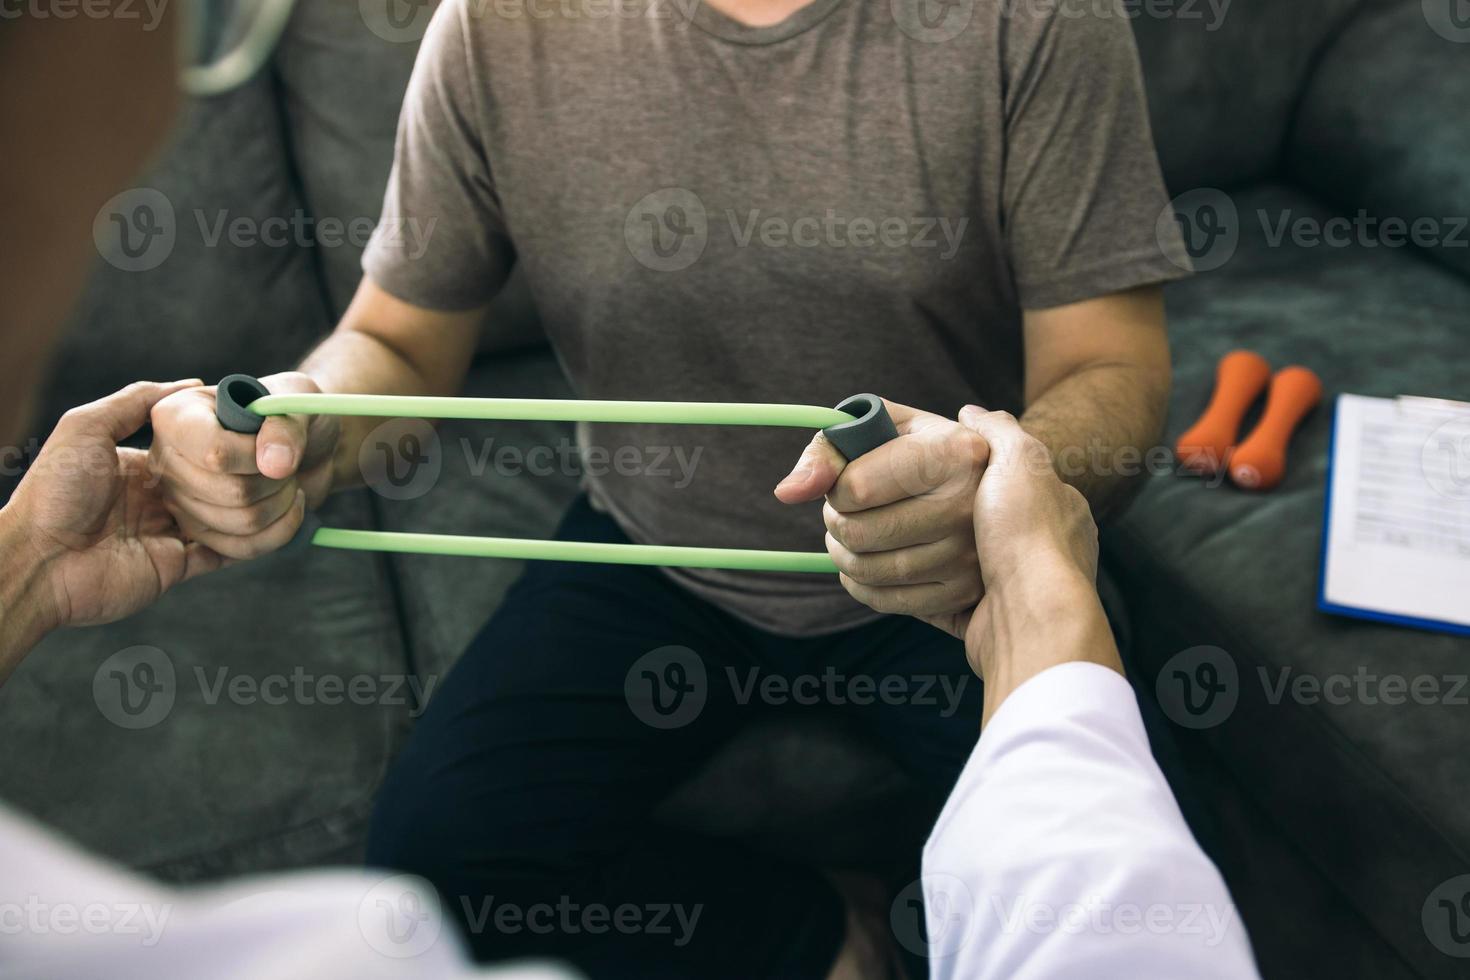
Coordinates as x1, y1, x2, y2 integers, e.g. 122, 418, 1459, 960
214, 375, 898, 573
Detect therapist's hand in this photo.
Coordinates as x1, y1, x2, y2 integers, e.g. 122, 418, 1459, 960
0, 381, 228, 681
775, 398, 989, 638
148, 372, 338, 560
957, 407, 1119, 725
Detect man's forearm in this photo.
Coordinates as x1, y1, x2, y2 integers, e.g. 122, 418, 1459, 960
1021, 361, 1169, 521
291, 282, 485, 495
0, 507, 58, 684
297, 329, 448, 493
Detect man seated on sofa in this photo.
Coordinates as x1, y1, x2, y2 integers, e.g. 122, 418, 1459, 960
146, 0, 1188, 974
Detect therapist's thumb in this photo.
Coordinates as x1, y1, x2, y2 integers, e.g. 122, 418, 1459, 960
59, 379, 204, 444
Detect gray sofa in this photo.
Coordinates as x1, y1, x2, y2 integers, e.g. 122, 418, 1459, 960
1, 1, 1465, 977
1115, 3, 1470, 979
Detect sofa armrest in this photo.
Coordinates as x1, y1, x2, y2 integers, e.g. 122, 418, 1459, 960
1287, 0, 1470, 281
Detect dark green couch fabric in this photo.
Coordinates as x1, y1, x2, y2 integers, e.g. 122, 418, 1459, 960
1108, 176, 1470, 975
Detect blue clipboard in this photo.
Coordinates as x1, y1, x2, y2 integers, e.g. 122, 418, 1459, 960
1316, 395, 1470, 637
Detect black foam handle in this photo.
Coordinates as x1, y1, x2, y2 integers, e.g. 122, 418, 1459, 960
214, 374, 318, 557
825, 394, 899, 461
216, 374, 270, 434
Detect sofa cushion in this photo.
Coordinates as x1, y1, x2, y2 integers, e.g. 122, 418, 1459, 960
33, 72, 331, 437
272, 0, 437, 315
1106, 182, 1470, 980
1286, 0, 1470, 280
1132, 0, 1368, 192
0, 489, 409, 881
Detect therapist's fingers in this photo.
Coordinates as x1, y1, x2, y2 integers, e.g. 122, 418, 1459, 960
149, 449, 286, 508
163, 479, 301, 538
56, 379, 202, 445
169, 488, 307, 561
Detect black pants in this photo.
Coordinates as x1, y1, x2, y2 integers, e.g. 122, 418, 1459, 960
366, 497, 983, 978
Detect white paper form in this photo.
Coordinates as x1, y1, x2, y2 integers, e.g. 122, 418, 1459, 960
1321, 394, 1470, 633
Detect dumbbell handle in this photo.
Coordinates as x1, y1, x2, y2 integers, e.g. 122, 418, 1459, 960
1229, 367, 1323, 491
212, 375, 898, 567
1175, 350, 1272, 475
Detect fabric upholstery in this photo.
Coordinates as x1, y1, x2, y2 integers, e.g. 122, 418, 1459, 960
0, 489, 406, 880
32, 74, 331, 434
1287, 0, 1470, 280
1133, 0, 1369, 191
1105, 182, 1470, 980
273, 0, 438, 314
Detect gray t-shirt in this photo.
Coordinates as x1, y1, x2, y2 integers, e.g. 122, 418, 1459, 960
363, 0, 1189, 636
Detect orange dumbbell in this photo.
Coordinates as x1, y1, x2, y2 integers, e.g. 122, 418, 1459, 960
1228, 366, 1323, 491
1176, 350, 1272, 476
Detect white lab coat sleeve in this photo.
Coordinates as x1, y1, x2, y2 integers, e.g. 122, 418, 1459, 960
919, 662, 1260, 980
0, 804, 575, 980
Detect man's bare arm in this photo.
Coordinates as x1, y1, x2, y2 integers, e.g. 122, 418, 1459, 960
299, 278, 487, 492
1019, 286, 1172, 521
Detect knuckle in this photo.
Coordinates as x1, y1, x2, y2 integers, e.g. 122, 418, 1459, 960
202, 443, 232, 474
237, 500, 278, 534
827, 511, 867, 552
223, 480, 255, 508
57, 405, 90, 430
885, 551, 918, 584
824, 533, 855, 572
839, 469, 876, 509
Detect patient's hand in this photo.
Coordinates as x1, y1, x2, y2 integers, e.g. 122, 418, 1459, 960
774, 398, 989, 638
0, 381, 227, 681
148, 372, 339, 560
